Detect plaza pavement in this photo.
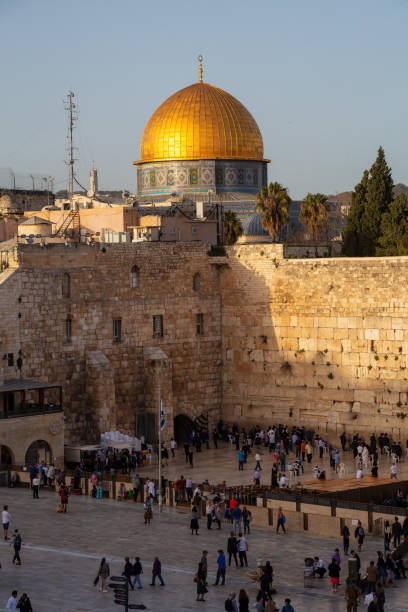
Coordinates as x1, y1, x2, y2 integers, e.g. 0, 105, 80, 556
0, 487, 408, 612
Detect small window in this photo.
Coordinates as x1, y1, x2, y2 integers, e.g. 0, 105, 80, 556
153, 315, 163, 338
169, 226, 176, 234
113, 318, 122, 343
64, 318, 72, 343
193, 272, 200, 292
196, 313, 204, 336
191, 225, 198, 234
62, 272, 70, 297
7, 353, 14, 367
131, 266, 139, 289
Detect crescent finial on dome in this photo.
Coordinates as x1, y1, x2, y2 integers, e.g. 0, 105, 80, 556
198, 54, 203, 82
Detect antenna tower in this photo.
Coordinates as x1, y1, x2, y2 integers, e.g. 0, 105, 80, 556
64, 91, 79, 205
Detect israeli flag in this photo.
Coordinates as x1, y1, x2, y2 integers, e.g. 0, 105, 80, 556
160, 396, 165, 431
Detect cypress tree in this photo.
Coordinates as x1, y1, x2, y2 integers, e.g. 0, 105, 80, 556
359, 147, 393, 255
342, 170, 369, 256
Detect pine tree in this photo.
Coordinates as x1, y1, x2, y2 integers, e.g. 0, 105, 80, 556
376, 193, 408, 256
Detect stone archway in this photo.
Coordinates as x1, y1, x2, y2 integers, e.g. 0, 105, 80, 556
25, 440, 52, 466
0, 445, 14, 466
173, 414, 194, 444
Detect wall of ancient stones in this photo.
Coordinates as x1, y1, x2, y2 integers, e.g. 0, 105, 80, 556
221, 244, 408, 440
0, 242, 222, 444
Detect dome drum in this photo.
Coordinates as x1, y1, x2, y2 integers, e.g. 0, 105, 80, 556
137, 159, 267, 197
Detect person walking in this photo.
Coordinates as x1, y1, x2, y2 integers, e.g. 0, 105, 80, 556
144, 498, 153, 524
195, 562, 207, 602
227, 531, 239, 567
242, 507, 251, 534
355, 521, 365, 552
122, 557, 134, 590
214, 549, 226, 586
343, 524, 350, 554
132, 557, 143, 589
97, 557, 110, 592
190, 505, 199, 535
237, 533, 248, 568
151, 556, 165, 586
328, 559, 340, 593
276, 507, 286, 534
206, 502, 213, 530
11, 529, 22, 565
390, 462, 397, 479
232, 504, 242, 535
2, 505, 11, 540
132, 473, 141, 502
200, 550, 208, 585
59, 484, 69, 513
32, 476, 40, 499
392, 516, 402, 548
238, 449, 245, 471
238, 589, 249, 612
365, 561, 379, 595
345, 580, 360, 612
16, 593, 32, 612
305, 441, 313, 464
5, 591, 18, 611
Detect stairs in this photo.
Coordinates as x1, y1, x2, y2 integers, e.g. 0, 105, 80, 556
55, 210, 79, 237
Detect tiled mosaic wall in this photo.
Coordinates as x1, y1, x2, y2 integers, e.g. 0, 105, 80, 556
137, 160, 267, 196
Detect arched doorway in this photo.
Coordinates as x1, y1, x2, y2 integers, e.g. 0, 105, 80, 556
173, 414, 194, 443
0, 445, 14, 467
25, 440, 52, 466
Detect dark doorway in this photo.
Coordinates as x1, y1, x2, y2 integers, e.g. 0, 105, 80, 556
0, 445, 13, 466
25, 440, 52, 465
174, 414, 194, 443
136, 412, 156, 444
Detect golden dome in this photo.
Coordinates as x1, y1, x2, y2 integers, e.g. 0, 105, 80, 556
136, 81, 265, 164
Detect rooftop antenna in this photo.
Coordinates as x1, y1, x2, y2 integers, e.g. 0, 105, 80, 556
64, 91, 79, 207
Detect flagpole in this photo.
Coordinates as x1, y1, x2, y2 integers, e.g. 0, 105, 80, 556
158, 386, 162, 513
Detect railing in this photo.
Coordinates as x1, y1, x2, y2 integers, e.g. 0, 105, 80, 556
0, 404, 62, 419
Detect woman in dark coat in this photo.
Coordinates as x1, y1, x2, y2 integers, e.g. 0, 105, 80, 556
238, 589, 249, 612
190, 505, 199, 535
196, 562, 207, 601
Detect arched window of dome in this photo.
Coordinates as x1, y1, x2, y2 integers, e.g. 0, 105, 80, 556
62, 272, 70, 297
131, 266, 139, 289
193, 272, 200, 292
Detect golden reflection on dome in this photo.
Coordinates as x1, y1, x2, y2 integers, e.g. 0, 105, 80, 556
136, 81, 265, 164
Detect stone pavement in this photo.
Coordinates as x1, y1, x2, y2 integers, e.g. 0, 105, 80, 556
136, 441, 408, 488
0, 488, 408, 611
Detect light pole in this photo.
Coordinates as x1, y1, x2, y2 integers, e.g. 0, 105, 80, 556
42, 177, 54, 208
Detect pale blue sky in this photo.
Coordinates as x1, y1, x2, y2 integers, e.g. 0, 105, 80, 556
1, 0, 408, 198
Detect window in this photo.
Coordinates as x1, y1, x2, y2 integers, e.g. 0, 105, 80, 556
131, 266, 139, 289
113, 318, 122, 343
64, 318, 72, 343
193, 272, 200, 292
62, 272, 70, 297
191, 225, 198, 234
153, 315, 163, 338
7, 353, 14, 367
196, 313, 204, 336
169, 226, 176, 234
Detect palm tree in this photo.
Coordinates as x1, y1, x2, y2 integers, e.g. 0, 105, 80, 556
256, 182, 291, 240
223, 210, 242, 245
299, 193, 330, 241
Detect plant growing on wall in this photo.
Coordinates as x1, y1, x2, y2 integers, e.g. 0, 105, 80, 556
280, 361, 293, 374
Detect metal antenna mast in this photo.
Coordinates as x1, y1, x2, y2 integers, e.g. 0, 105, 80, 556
64, 91, 79, 206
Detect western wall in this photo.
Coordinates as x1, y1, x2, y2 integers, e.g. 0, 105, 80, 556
221, 243, 408, 440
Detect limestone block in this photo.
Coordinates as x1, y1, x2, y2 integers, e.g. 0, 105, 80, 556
354, 390, 376, 403
365, 328, 379, 341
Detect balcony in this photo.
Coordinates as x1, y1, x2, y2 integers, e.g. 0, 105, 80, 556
0, 378, 62, 420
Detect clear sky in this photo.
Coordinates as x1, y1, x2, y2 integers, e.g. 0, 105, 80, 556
1, 0, 408, 198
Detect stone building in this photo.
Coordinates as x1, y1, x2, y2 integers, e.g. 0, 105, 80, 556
0, 189, 54, 214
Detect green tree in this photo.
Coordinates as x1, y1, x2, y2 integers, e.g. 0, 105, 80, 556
223, 210, 242, 245
342, 147, 394, 256
256, 181, 291, 240
299, 193, 330, 241
376, 193, 408, 255
342, 170, 369, 256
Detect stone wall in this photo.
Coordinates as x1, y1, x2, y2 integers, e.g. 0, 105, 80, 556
0, 242, 222, 444
0, 189, 53, 212
221, 244, 408, 439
